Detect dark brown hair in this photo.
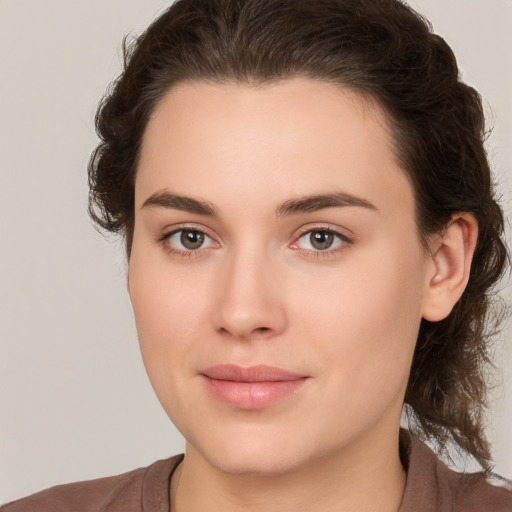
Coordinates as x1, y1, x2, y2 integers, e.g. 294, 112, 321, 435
88, 0, 508, 470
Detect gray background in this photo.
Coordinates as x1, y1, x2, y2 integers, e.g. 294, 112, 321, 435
1, 0, 511, 505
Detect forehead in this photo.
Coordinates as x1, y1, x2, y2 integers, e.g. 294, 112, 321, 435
141, 78, 392, 159
136, 78, 412, 217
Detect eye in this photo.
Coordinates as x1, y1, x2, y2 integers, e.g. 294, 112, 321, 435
165, 229, 218, 253
292, 229, 348, 252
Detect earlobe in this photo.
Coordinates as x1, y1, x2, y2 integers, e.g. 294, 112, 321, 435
421, 213, 478, 322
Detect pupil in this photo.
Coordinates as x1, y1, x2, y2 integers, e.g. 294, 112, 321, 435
311, 231, 334, 250
181, 230, 204, 250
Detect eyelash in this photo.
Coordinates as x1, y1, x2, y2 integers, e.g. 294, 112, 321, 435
290, 227, 352, 259
158, 225, 219, 258
158, 226, 352, 259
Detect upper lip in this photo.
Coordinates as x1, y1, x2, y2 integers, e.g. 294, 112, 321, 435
201, 364, 307, 382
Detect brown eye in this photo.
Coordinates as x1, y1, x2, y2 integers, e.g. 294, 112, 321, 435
292, 228, 348, 254
164, 228, 218, 256
180, 230, 205, 250
309, 230, 335, 250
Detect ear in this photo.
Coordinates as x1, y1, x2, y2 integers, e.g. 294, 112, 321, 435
421, 213, 478, 322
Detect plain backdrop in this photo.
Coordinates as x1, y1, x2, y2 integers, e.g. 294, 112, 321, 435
0, 0, 511, 505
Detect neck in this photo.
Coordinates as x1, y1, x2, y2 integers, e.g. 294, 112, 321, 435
172, 429, 406, 512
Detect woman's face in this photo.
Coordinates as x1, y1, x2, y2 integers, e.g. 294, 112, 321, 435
128, 78, 435, 475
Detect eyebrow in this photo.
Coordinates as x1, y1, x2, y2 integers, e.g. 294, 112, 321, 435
276, 192, 377, 217
142, 190, 218, 216
141, 190, 377, 217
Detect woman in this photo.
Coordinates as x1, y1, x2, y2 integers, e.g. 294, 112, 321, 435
3, 0, 511, 510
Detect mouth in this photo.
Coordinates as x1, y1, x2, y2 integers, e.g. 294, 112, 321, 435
200, 364, 310, 409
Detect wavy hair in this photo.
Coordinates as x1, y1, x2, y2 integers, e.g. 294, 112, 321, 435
88, 0, 508, 470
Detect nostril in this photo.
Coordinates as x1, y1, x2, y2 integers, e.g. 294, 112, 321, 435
218, 325, 272, 338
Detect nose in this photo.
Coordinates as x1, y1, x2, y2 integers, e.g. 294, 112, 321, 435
212, 248, 287, 340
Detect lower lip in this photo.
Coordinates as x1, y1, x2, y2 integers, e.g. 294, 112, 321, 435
202, 376, 309, 409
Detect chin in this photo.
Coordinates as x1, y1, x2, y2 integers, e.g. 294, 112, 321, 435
184, 421, 325, 477
203, 445, 310, 477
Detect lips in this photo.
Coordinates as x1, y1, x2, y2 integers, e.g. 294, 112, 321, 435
200, 364, 309, 409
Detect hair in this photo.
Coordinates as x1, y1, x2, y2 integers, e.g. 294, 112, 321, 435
88, 0, 508, 471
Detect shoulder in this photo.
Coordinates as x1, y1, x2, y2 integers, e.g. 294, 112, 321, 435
1, 455, 183, 512
449, 470, 512, 511
400, 431, 512, 512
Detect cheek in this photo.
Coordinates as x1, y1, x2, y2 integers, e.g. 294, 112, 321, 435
127, 249, 211, 389
292, 241, 425, 397
128, 268, 212, 436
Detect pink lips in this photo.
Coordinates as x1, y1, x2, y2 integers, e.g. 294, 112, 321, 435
200, 364, 309, 409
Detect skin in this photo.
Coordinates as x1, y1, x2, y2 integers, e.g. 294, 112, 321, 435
127, 78, 477, 512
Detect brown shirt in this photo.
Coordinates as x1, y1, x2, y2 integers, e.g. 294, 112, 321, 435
2, 435, 512, 511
